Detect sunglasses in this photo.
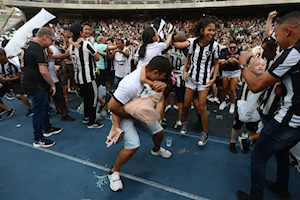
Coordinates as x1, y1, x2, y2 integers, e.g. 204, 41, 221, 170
230, 46, 236, 49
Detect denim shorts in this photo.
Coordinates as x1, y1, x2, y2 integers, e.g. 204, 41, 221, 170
222, 69, 241, 79
119, 118, 163, 150
185, 77, 209, 91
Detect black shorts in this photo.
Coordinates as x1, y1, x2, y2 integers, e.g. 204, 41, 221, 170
108, 70, 115, 81
174, 85, 185, 103
96, 69, 108, 87
232, 110, 259, 132
11, 81, 24, 95
0, 84, 9, 97
52, 82, 64, 103
61, 64, 74, 86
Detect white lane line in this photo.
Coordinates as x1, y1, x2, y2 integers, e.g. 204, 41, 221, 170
0, 136, 209, 200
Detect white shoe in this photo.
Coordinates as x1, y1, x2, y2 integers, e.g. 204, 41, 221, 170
174, 120, 182, 129
164, 104, 172, 113
241, 132, 248, 138
151, 147, 172, 158
214, 97, 220, 104
207, 94, 214, 102
219, 101, 227, 111
173, 105, 178, 111
108, 172, 123, 192
229, 104, 235, 114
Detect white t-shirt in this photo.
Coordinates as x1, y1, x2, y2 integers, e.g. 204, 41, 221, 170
48, 45, 60, 83
113, 47, 130, 78
113, 67, 143, 105
135, 42, 168, 69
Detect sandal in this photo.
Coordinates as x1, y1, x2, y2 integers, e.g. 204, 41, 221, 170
105, 128, 124, 148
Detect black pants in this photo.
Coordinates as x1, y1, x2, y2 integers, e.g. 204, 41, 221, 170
79, 80, 98, 124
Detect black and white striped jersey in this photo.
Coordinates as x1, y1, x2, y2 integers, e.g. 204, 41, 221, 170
268, 39, 300, 128
0, 60, 20, 80
188, 39, 219, 85
69, 40, 97, 85
168, 46, 187, 87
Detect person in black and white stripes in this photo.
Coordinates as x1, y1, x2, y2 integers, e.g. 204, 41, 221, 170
69, 24, 103, 129
181, 17, 220, 146
237, 11, 300, 200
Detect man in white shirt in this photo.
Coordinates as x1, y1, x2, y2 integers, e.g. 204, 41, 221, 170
107, 56, 172, 192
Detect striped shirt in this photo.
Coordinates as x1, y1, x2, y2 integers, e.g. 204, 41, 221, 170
69, 40, 97, 85
168, 46, 187, 87
268, 39, 300, 128
0, 60, 20, 83
188, 39, 219, 85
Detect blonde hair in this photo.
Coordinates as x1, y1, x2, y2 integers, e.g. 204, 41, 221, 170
248, 57, 265, 70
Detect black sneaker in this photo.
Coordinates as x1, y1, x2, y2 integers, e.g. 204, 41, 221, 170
7, 108, 15, 118
5, 93, 14, 100
198, 132, 209, 146
230, 142, 238, 153
43, 127, 63, 137
265, 180, 290, 200
0, 115, 2, 121
33, 138, 55, 148
0, 109, 6, 115
61, 114, 75, 121
160, 118, 168, 127
82, 117, 89, 124
26, 109, 33, 117
87, 122, 104, 129
238, 136, 250, 153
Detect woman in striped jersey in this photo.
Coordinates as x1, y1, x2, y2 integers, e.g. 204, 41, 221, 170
181, 17, 220, 146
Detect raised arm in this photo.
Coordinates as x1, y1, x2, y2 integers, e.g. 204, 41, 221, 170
265, 11, 278, 37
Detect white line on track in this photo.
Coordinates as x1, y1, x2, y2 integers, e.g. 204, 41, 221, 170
0, 135, 209, 200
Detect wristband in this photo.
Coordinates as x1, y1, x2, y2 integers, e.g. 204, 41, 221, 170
240, 64, 248, 70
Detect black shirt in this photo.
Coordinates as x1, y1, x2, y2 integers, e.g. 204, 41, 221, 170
19, 41, 49, 93
219, 48, 241, 71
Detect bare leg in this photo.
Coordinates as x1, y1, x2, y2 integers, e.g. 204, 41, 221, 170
183, 88, 194, 122
229, 77, 239, 104
111, 148, 138, 172
152, 130, 164, 151
230, 128, 240, 143
197, 90, 209, 133
15, 94, 32, 109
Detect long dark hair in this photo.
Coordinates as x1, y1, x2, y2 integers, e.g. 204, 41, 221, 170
194, 17, 216, 41
138, 27, 156, 59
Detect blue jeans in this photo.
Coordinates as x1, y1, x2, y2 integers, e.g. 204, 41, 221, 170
250, 119, 300, 200
28, 90, 51, 141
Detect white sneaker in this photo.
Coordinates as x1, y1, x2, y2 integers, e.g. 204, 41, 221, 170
219, 101, 227, 111
173, 105, 178, 111
229, 104, 235, 114
214, 97, 220, 104
174, 120, 182, 129
164, 104, 172, 113
207, 94, 214, 102
108, 172, 123, 192
151, 147, 172, 158
241, 132, 248, 138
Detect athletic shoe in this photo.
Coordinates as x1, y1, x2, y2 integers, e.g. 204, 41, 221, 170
61, 114, 75, 121
230, 142, 238, 154
87, 122, 104, 129
108, 172, 123, 192
151, 147, 172, 158
238, 136, 250, 153
241, 132, 248, 138
5, 93, 14, 100
236, 190, 250, 200
173, 120, 182, 129
173, 105, 178, 111
213, 97, 220, 104
82, 117, 89, 124
43, 127, 63, 137
265, 180, 290, 200
191, 104, 195, 110
164, 104, 172, 113
207, 94, 214, 103
198, 132, 208, 146
26, 109, 33, 117
33, 138, 55, 148
160, 118, 168, 127
219, 101, 227, 111
6, 108, 15, 118
229, 104, 235, 114
0, 109, 6, 115
180, 122, 188, 134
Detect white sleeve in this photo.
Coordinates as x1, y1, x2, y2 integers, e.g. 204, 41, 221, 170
213, 42, 220, 59
113, 83, 138, 105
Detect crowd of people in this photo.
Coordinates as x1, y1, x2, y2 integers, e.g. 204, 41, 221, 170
0, 10, 300, 200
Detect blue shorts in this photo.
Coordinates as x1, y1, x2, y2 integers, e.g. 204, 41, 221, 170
174, 85, 185, 103
118, 118, 163, 150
